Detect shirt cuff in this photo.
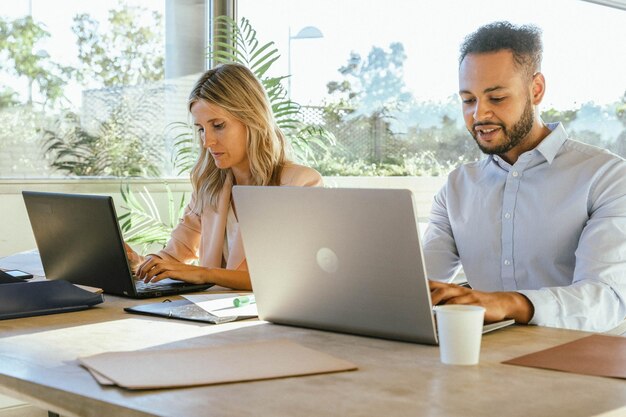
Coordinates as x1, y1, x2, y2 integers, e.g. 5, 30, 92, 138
516, 289, 559, 326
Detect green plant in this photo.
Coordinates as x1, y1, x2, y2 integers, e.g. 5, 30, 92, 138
172, 16, 335, 171
42, 99, 163, 177
118, 183, 187, 251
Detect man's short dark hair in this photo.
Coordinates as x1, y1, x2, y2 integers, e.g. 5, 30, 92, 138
459, 21, 543, 78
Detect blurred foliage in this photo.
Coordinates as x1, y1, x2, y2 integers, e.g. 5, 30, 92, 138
72, 1, 164, 87
118, 183, 187, 251
0, 105, 55, 177
0, 16, 74, 108
326, 42, 412, 117
0, 88, 19, 108
42, 103, 162, 177
315, 151, 458, 177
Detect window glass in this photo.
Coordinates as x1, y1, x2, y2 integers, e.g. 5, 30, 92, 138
2, 1, 624, 179
0, 0, 168, 178
239, 0, 626, 176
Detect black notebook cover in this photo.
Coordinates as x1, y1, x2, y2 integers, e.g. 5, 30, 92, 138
0, 280, 104, 320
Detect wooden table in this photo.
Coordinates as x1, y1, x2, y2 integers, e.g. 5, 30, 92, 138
0, 294, 623, 417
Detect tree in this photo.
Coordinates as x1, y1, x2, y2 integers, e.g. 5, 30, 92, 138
541, 107, 578, 128
72, 1, 164, 87
0, 16, 73, 107
326, 42, 412, 117
322, 43, 417, 166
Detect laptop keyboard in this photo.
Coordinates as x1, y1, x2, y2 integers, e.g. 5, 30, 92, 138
135, 279, 185, 292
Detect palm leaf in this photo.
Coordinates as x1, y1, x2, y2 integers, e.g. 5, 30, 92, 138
119, 182, 187, 251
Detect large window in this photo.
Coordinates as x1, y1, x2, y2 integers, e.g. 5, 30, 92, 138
0, 0, 176, 178
240, 0, 626, 176
1, 0, 625, 179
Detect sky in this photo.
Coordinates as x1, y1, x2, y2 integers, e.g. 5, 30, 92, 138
239, 0, 626, 109
1, 0, 625, 110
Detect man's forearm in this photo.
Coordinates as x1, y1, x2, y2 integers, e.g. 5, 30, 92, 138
505, 292, 534, 324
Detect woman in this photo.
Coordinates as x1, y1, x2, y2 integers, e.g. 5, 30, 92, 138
126, 63, 323, 290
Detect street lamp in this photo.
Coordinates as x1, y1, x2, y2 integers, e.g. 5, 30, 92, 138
288, 26, 324, 100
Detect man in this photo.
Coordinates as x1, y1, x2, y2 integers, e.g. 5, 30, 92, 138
424, 21, 626, 332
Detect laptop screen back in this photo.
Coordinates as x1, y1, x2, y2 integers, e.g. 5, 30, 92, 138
233, 186, 438, 345
22, 191, 138, 296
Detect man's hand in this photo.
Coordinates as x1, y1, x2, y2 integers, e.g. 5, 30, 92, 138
429, 280, 534, 324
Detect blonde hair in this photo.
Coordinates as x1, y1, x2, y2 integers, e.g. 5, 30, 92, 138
188, 63, 288, 212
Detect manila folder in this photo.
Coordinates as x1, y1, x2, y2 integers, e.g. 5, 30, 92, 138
79, 339, 357, 389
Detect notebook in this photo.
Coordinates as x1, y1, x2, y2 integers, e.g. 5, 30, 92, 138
124, 297, 256, 324
22, 191, 212, 298
0, 280, 104, 320
233, 186, 513, 345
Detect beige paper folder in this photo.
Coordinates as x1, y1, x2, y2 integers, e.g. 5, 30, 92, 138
503, 334, 626, 379
87, 368, 115, 386
79, 339, 357, 390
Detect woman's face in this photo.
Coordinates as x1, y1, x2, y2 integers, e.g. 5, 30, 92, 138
191, 99, 249, 175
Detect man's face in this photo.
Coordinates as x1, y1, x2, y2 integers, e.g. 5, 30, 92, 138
458, 50, 535, 157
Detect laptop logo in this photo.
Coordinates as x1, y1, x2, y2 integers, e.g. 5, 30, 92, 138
316, 247, 339, 274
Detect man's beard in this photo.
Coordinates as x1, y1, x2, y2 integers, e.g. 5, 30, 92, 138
471, 97, 534, 156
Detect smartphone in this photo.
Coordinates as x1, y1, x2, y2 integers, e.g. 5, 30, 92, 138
3, 270, 34, 280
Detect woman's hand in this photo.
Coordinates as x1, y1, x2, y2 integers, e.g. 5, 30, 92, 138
136, 257, 213, 285
135, 257, 251, 290
124, 242, 145, 273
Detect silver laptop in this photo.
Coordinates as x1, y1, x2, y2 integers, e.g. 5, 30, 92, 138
234, 186, 513, 345
22, 191, 212, 298
233, 186, 439, 344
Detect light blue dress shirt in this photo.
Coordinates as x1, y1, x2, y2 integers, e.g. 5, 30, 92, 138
423, 122, 626, 332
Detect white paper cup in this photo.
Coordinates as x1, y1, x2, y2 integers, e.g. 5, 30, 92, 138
434, 305, 486, 365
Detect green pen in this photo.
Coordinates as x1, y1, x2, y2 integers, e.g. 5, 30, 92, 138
233, 295, 256, 307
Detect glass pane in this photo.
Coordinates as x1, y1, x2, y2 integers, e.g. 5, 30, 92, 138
239, 0, 626, 176
0, 0, 169, 178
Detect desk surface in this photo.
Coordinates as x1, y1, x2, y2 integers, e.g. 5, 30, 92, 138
0, 294, 624, 417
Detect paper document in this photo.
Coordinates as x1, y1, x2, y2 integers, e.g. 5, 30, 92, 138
182, 293, 258, 318
79, 339, 358, 389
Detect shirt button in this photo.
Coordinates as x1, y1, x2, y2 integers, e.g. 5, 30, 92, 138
512, 171, 519, 177
504, 260, 511, 266
504, 212, 511, 219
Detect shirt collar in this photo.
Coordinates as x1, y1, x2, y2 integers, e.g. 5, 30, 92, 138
535, 122, 567, 164
486, 122, 567, 169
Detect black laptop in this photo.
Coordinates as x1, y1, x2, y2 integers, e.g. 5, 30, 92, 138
22, 191, 212, 298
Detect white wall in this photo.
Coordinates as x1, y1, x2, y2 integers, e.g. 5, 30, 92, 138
0, 176, 445, 258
